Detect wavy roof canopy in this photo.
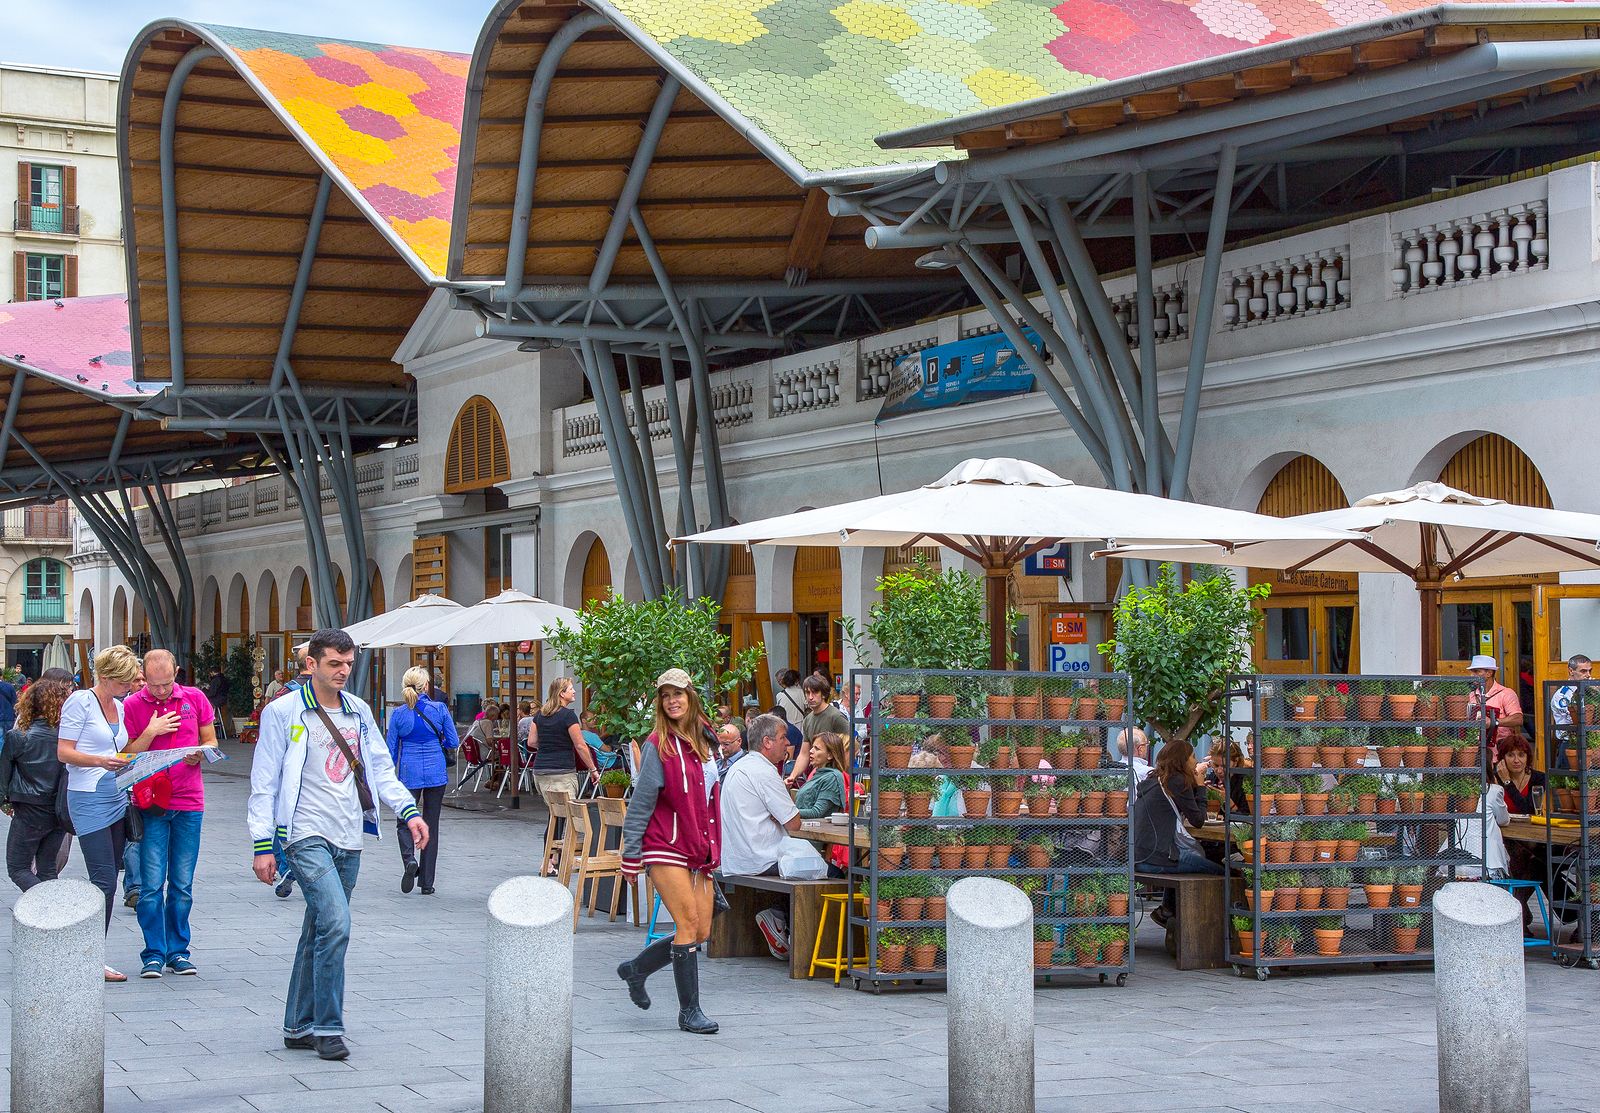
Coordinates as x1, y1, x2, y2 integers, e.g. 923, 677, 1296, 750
119, 22, 464, 388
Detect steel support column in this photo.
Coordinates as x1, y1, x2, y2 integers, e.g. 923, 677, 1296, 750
1131, 172, 1163, 495
657, 343, 701, 597
579, 339, 665, 599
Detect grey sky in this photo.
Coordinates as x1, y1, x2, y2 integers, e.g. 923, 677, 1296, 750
4, 1, 481, 74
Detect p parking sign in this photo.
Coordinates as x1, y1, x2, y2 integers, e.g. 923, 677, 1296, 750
1049, 644, 1093, 674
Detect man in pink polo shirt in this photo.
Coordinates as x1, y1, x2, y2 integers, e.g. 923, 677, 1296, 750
123, 649, 217, 978
1468, 654, 1525, 766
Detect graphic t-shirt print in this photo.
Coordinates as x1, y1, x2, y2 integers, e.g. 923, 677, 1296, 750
312, 723, 358, 784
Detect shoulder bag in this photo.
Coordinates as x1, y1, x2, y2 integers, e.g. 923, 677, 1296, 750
310, 703, 376, 813
416, 705, 457, 769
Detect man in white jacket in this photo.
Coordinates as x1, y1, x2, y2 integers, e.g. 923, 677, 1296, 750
249, 629, 425, 1061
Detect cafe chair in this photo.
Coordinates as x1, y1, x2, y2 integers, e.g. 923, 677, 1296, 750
564, 802, 623, 929
454, 735, 490, 794
493, 737, 532, 799
540, 790, 573, 882
807, 891, 865, 986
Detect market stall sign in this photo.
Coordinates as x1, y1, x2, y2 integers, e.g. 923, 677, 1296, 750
875, 329, 1039, 423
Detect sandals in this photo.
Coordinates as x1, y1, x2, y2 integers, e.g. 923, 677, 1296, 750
103, 966, 127, 983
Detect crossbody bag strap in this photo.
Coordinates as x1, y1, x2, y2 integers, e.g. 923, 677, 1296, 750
310, 702, 376, 812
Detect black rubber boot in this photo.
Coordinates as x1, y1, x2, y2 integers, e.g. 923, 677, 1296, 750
617, 936, 673, 1010
670, 943, 718, 1034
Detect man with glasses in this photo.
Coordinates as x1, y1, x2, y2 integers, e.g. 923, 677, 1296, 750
121, 649, 216, 978
1549, 654, 1593, 769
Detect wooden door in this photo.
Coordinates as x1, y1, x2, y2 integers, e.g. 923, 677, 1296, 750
1533, 584, 1600, 762
736, 613, 797, 710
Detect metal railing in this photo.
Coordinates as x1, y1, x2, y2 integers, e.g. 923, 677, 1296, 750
13, 201, 79, 236
22, 597, 64, 624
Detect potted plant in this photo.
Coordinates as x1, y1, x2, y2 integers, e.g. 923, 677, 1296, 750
1290, 681, 1321, 722
901, 774, 937, 818
1081, 782, 1107, 817
1274, 869, 1303, 912
961, 783, 992, 818
1098, 567, 1268, 750
877, 877, 909, 919
1232, 914, 1255, 957
1053, 781, 1081, 816
1070, 925, 1101, 966
1255, 871, 1281, 912
1396, 866, 1426, 908
1291, 729, 1320, 770
1105, 775, 1130, 818
1449, 729, 1479, 768
1267, 922, 1298, 958
875, 825, 906, 871
1071, 875, 1103, 917
1012, 676, 1042, 722
1043, 737, 1070, 769
1334, 822, 1366, 863
1323, 866, 1353, 910
904, 825, 938, 870
962, 827, 991, 869
1375, 780, 1398, 815
935, 829, 965, 870
947, 739, 977, 769
1098, 677, 1128, 723
993, 782, 1025, 817
1374, 727, 1405, 769
1024, 833, 1054, 869
908, 928, 940, 971
1104, 874, 1130, 918
877, 782, 905, 818
986, 677, 1016, 720
1300, 772, 1329, 815
1353, 677, 1386, 720
1312, 915, 1346, 956
1392, 912, 1423, 954
1321, 683, 1348, 722
880, 723, 917, 769
1363, 866, 1396, 909
1076, 733, 1103, 770
1343, 772, 1380, 814
926, 673, 958, 720
925, 878, 948, 922
1033, 923, 1056, 967
877, 927, 908, 973
1259, 728, 1292, 769
990, 828, 1016, 868
598, 769, 631, 799
1441, 684, 1473, 722
893, 877, 927, 921
1387, 678, 1419, 721
1101, 924, 1129, 966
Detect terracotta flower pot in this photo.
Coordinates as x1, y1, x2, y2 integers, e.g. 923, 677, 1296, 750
1016, 745, 1045, 768
1397, 792, 1422, 814
1234, 932, 1255, 958
879, 944, 907, 973
925, 897, 945, 921
1401, 745, 1428, 768
947, 744, 976, 769
1302, 793, 1329, 815
1275, 887, 1301, 910
906, 846, 936, 870
1345, 744, 1371, 767
1081, 792, 1107, 817
1392, 926, 1421, 954
1291, 745, 1319, 769
1423, 793, 1447, 814
1044, 696, 1075, 719
993, 746, 1016, 771
1257, 890, 1277, 912
1442, 694, 1472, 720
1056, 795, 1081, 816
1106, 791, 1129, 818
1276, 793, 1303, 816
1271, 938, 1295, 958
1377, 749, 1404, 768
1314, 839, 1337, 863
994, 791, 1024, 817
988, 845, 1012, 868
1335, 838, 1362, 861
883, 745, 913, 770
904, 793, 933, 818
877, 792, 904, 817
1427, 745, 1453, 768
1260, 749, 1288, 769
985, 695, 1015, 719
1076, 745, 1102, 769
1291, 696, 1320, 721
1025, 845, 1052, 869
889, 694, 921, 719
1101, 698, 1127, 722
1289, 841, 1314, 865
1103, 940, 1127, 966
927, 694, 958, 719
875, 899, 892, 921
1415, 694, 1438, 721
1388, 693, 1419, 720
1013, 695, 1041, 720
1257, 794, 1277, 816
1033, 940, 1055, 967
1075, 697, 1099, 721
961, 790, 991, 816
963, 845, 989, 869
894, 896, 926, 920
1397, 884, 1424, 907
877, 847, 906, 871
908, 944, 939, 971
1313, 928, 1344, 956
935, 845, 964, 870
1321, 695, 1347, 721
1364, 884, 1395, 910
1073, 945, 1100, 967
1023, 793, 1050, 817
1318, 745, 1346, 768
1323, 888, 1350, 911
1299, 887, 1324, 911
1266, 843, 1292, 864
1045, 750, 1069, 770
1107, 893, 1129, 917
1355, 694, 1385, 720
1452, 795, 1479, 814
1376, 798, 1398, 815
1453, 746, 1479, 767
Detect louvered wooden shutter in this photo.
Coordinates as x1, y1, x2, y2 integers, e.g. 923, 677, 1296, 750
65, 255, 78, 297
14, 163, 29, 231
63, 166, 76, 209
11, 252, 24, 301
444, 396, 510, 493
1439, 434, 1552, 508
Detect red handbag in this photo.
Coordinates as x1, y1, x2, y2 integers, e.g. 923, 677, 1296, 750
132, 770, 173, 813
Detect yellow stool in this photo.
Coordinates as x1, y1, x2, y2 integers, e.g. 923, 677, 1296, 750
808, 892, 865, 985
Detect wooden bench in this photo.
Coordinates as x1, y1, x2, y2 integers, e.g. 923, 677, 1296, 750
709, 874, 846, 980
1135, 870, 1226, 971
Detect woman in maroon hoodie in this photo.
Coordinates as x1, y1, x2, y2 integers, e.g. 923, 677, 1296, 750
619, 668, 721, 1034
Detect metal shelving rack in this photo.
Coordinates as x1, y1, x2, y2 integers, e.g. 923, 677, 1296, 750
845, 668, 1136, 992
1223, 673, 1488, 980
1543, 678, 1600, 968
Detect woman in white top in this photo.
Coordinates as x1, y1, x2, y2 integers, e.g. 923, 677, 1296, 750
58, 645, 177, 981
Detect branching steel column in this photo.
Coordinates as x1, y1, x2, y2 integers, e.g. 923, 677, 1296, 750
1131, 171, 1163, 495
579, 339, 665, 598
143, 471, 195, 662
681, 300, 729, 602
1170, 145, 1238, 501
595, 339, 668, 596
0, 370, 26, 468
588, 76, 681, 295
657, 343, 701, 597
625, 354, 672, 583
159, 46, 218, 393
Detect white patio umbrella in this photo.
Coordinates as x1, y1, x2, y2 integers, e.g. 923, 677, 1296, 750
394, 589, 581, 808
675, 457, 1362, 668
42, 635, 71, 674
342, 593, 464, 649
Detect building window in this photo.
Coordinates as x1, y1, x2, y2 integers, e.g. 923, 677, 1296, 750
24, 254, 64, 301
29, 166, 63, 232
22, 558, 64, 624
444, 395, 510, 493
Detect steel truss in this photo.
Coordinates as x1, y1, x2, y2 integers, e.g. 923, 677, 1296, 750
827, 42, 1600, 509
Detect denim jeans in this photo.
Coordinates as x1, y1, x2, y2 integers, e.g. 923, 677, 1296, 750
282, 837, 361, 1037
273, 832, 294, 888
122, 837, 141, 897
136, 809, 204, 965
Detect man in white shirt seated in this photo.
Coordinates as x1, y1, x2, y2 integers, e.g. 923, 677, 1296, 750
718, 714, 800, 876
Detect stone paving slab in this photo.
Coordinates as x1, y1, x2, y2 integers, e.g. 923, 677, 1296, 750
0, 750, 1595, 1111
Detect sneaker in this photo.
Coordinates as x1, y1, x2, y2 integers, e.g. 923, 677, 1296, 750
167, 957, 198, 976
123, 889, 141, 908
274, 874, 294, 898
314, 1035, 350, 1061
401, 859, 418, 894
139, 960, 164, 979
283, 1035, 316, 1051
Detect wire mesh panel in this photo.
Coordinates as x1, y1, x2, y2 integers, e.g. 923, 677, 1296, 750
1223, 674, 1488, 979
845, 668, 1136, 992
1543, 677, 1600, 968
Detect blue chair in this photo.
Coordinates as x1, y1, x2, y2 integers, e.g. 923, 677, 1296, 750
1487, 878, 1552, 948
645, 892, 674, 944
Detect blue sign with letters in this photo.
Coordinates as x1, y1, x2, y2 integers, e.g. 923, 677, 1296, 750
1024, 542, 1071, 577
875, 329, 1039, 423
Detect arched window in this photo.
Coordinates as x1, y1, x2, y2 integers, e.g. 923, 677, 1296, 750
1255, 455, 1346, 518
22, 557, 65, 624
1438, 433, 1551, 507
444, 395, 510, 493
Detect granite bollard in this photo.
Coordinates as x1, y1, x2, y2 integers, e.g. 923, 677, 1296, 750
1434, 882, 1529, 1113
12, 879, 106, 1113
485, 876, 574, 1113
947, 876, 1034, 1113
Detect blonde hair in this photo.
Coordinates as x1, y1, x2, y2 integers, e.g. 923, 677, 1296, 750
401, 665, 431, 709
94, 645, 141, 685
652, 681, 709, 762
540, 677, 572, 717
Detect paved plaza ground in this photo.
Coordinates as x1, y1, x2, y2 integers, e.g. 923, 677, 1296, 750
0, 742, 1596, 1112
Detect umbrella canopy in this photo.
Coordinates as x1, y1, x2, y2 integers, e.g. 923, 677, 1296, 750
343, 594, 465, 649
676, 457, 1361, 667
42, 635, 72, 674
1097, 482, 1600, 580
393, 589, 579, 649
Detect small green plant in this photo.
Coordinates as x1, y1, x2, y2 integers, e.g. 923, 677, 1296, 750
1231, 915, 1253, 933
877, 878, 912, 900
1298, 773, 1325, 794
925, 673, 956, 697
599, 769, 631, 791
1365, 867, 1396, 886
1325, 866, 1353, 888
877, 826, 905, 848
1051, 781, 1079, 800
903, 825, 938, 847
882, 723, 921, 747
938, 829, 964, 847
1396, 866, 1427, 886
1266, 820, 1302, 842
878, 927, 908, 946
923, 927, 947, 950
1266, 922, 1300, 945
1034, 923, 1054, 943
1261, 729, 1294, 750
1388, 678, 1417, 696
1341, 773, 1380, 795
1028, 833, 1053, 848
1397, 912, 1423, 929
977, 738, 1000, 765
1354, 677, 1386, 696
897, 774, 938, 795
1314, 915, 1345, 931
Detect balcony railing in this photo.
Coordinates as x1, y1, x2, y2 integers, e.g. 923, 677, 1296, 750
13, 201, 79, 236
22, 597, 64, 624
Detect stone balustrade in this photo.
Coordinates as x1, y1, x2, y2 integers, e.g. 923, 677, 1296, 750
1390, 201, 1548, 295
1223, 251, 1350, 329
1112, 283, 1189, 342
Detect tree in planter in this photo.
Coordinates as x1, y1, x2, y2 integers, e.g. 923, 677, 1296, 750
545, 589, 762, 742
1097, 564, 1268, 745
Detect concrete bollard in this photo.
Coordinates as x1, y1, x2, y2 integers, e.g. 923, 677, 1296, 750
484, 876, 574, 1113
12, 879, 106, 1113
946, 876, 1034, 1113
1434, 882, 1529, 1113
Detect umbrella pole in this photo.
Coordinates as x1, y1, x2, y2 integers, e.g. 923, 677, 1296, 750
986, 567, 1009, 671
509, 646, 520, 809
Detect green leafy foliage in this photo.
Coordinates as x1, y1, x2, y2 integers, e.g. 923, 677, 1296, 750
545, 588, 762, 741
839, 555, 1008, 670
1097, 565, 1268, 744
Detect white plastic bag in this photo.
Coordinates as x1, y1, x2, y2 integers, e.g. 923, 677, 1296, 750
777, 836, 828, 879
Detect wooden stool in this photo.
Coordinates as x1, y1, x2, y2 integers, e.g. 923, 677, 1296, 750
807, 891, 863, 985
540, 790, 571, 880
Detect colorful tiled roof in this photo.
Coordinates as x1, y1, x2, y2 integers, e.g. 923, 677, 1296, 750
600, 0, 1578, 175
0, 295, 150, 400
201, 25, 468, 280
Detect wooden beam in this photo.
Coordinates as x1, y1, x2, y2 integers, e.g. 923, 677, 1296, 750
1067, 103, 1125, 130
1004, 116, 1067, 142
136, 279, 424, 299
1355, 37, 1422, 69
784, 188, 834, 278
954, 128, 1010, 150
1123, 91, 1182, 120
1292, 52, 1355, 82
1235, 63, 1293, 92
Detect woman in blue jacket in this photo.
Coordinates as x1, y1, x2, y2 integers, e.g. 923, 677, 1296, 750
386, 666, 460, 895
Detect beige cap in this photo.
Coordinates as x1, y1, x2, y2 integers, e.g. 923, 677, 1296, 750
656, 667, 693, 691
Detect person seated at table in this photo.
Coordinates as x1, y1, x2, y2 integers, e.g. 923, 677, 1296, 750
1110, 727, 1152, 783
465, 701, 505, 784
1492, 736, 1545, 816
795, 733, 849, 820
516, 700, 535, 763
714, 722, 745, 782
1132, 739, 1222, 928
718, 714, 800, 876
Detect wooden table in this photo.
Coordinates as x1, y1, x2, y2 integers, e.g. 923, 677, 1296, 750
798, 818, 871, 850
1505, 817, 1591, 847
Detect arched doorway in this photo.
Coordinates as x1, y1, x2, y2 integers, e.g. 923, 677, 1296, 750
1247, 455, 1357, 675
1432, 435, 1553, 723
581, 537, 612, 606
792, 547, 842, 686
